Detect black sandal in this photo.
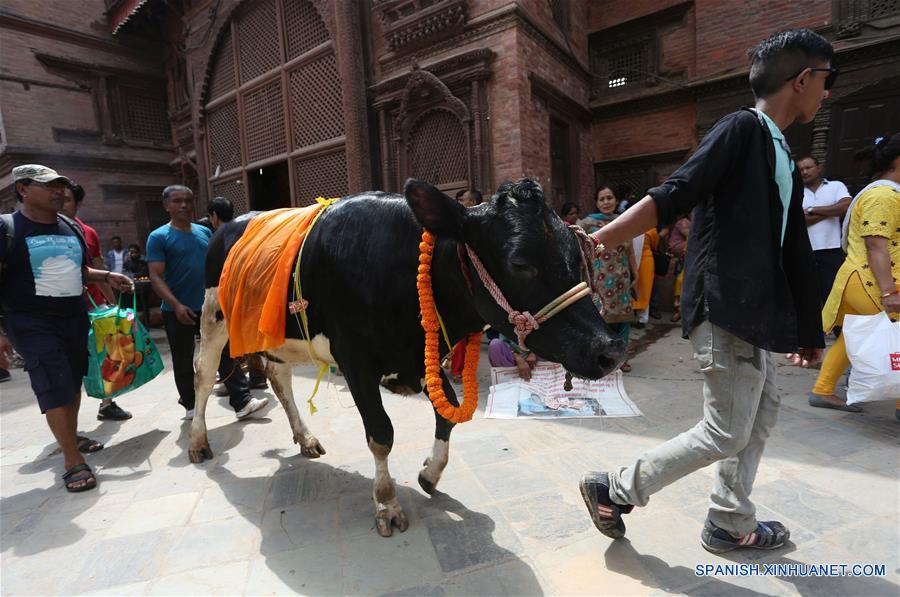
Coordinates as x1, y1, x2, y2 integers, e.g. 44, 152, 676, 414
76, 436, 104, 453
62, 463, 97, 493
701, 520, 790, 553
579, 471, 633, 539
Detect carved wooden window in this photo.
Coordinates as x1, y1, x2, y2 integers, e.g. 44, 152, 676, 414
207, 102, 242, 171
379, 0, 467, 52
293, 150, 348, 202
237, 0, 281, 84
212, 177, 249, 216
592, 39, 653, 94
408, 109, 468, 189
284, 0, 329, 59
208, 29, 235, 100
243, 79, 286, 163
288, 53, 344, 148
835, 0, 900, 37
204, 0, 348, 212
871, 0, 900, 17
120, 91, 170, 145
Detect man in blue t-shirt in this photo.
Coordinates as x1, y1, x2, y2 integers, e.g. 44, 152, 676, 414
146, 185, 267, 420
0, 165, 134, 493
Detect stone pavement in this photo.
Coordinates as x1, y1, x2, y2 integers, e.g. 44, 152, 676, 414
1, 323, 897, 596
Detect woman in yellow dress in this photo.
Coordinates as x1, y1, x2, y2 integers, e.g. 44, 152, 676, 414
632, 228, 658, 327
808, 134, 900, 415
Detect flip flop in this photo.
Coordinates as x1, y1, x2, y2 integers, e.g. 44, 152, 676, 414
76, 436, 104, 453
808, 394, 862, 413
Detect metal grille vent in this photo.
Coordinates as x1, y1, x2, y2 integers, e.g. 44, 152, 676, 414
409, 110, 467, 185
243, 80, 287, 163
122, 94, 170, 144
238, 0, 281, 84
212, 178, 249, 215
289, 53, 344, 148
207, 102, 242, 171
293, 151, 348, 205
208, 29, 235, 99
283, 0, 329, 60
606, 46, 646, 89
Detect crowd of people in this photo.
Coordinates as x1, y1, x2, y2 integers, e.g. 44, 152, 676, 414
0, 29, 896, 561
0, 168, 270, 492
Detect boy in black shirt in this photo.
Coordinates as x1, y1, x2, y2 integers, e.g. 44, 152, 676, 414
579, 29, 830, 553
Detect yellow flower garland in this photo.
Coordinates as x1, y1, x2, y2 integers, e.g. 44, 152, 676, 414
417, 230, 482, 423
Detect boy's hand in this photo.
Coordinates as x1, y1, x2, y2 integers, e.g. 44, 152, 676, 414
785, 348, 822, 368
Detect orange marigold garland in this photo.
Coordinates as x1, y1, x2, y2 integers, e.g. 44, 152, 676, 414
418, 230, 482, 423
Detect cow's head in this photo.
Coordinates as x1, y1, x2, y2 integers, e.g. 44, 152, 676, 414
405, 178, 626, 379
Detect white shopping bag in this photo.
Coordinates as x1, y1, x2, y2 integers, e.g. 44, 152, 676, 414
843, 313, 900, 405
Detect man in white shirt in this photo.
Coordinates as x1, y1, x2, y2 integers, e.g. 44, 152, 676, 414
798, 155, 851, 304
106, 236, 126, 274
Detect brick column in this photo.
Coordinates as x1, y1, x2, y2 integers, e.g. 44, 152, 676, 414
333, 1, 372, 192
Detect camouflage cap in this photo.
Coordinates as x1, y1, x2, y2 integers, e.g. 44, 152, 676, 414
12, 164, 72, 185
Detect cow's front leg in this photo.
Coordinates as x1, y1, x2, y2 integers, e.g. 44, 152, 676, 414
265, 359, 325, 458
343, 364, 408, 537
419, 370, 456, 495
369, 439, 408, 537
189, 289, 227, 463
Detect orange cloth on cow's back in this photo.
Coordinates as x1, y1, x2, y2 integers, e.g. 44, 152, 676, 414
219, 205, 326, 357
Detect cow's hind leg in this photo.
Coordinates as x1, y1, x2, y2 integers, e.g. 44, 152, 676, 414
343, 365, 408, 537
265, 359, 325, 458
419, 370, 457, 495
189, 288, 228, 463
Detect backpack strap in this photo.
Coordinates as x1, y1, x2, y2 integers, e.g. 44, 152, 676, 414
57, 214, 89, 259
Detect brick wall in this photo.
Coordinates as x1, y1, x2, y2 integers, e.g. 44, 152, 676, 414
516, 31, 592, 205
592, 103, 697, 163
486, 28, 524, 186
588, 0, 687, 31
588, 0, 834, 181
694, 0, 832, 79
0, 0, 176, 247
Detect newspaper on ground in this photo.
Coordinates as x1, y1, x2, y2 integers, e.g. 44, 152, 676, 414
485, 362, 641, 419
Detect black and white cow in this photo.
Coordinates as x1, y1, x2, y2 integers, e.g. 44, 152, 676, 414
190, 178, 627, 536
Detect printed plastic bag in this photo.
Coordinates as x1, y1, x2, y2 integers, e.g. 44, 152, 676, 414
843, 312, 900, 405
84, 294, 164, 399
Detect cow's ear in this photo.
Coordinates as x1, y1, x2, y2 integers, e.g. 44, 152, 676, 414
404, 179, 465, 237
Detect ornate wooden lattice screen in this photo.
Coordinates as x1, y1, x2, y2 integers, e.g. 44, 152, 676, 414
212, 177, 249, 216
204, 0, 347, 213
408, 109, 468, 190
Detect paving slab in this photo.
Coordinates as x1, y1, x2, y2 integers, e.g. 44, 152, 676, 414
1, 324, 897, 595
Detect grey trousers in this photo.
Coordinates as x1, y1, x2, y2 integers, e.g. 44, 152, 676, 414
608, 321, 780, 537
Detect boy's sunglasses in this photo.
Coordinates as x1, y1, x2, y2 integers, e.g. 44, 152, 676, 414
785, 67, 839, 90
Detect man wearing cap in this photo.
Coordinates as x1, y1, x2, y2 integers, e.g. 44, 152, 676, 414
0, 165, 134, 493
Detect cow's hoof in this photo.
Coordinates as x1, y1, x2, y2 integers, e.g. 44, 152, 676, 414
297, 435, 326, 458
188, 445, 213, 463
417, 470, 437, 495
374, 508, 409, 537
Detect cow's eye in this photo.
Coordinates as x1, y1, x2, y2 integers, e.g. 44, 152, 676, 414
510, 261, 538, 278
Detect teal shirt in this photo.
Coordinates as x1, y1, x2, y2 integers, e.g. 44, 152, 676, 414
756, 109, 794, 245
145, 223, 212, 312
